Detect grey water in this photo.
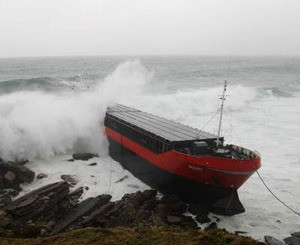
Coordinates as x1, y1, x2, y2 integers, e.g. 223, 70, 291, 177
1, 56, 300, 95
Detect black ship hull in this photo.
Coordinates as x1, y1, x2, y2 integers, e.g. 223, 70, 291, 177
108, 137, 245, 216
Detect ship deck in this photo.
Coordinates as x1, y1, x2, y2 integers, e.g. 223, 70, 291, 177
106, 104, 218, 143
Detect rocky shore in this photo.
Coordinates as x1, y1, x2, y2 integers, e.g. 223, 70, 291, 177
0, 156, 298, 244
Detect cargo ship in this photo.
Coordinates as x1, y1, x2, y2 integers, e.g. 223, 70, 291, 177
104, 83, 261, 215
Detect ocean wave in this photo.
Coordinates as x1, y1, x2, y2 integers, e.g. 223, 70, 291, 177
0, 77, 67, 94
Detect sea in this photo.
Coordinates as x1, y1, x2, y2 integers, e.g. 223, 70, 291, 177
0, 56, 299, 240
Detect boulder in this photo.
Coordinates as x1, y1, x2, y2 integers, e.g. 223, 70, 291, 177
284, 236, 300, 245
72, 153, 98, 161
265, 236, 287, 245
0, 162, 35, 190
61, 175, 79, 186
88, 162, 97, 166
36, 173, 48, 180
195, 214, 211, 224
292, 232, 300, 238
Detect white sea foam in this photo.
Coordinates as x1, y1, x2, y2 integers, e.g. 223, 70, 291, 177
0, 60, 150, 161
1, 60, 300, 241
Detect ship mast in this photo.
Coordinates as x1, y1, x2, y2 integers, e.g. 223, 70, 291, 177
216, 81, 227, 147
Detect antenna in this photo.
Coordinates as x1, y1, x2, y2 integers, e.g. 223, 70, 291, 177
216, 81, 227, 147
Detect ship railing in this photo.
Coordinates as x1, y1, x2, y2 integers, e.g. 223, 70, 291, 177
230, 144, 260, 159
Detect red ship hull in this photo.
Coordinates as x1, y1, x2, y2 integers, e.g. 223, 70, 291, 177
105, 126, 261, 215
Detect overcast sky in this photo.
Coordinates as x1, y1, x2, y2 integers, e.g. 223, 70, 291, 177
0, 0, 299, 57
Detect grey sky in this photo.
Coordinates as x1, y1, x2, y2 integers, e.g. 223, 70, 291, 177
0, 0, 299, 57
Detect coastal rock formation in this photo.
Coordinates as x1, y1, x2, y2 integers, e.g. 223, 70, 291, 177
72, 153, 98, 161
0, 160, 35, 191
36, 173, 48, 180
0, 182, 200, 236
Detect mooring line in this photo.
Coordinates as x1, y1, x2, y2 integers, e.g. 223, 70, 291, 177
256, 170, 300, 217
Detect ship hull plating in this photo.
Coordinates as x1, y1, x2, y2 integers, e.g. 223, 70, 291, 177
107, 137, 245, 216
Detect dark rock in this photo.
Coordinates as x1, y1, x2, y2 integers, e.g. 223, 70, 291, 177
292, 232, 300, 238
61, 175, 78, 186
115, 175, 129, 183
195, 214, 211, 224
160, 195, 187, 215
166, 215, 182, 224
212, 216, 220, 222
0, 189, 19, 207
0, 211, 12, 227
89, 162, 97, 166
4, 181, 70, 227
0, 185, 199, 235
67, 159, 74, 162
37, 173, 48, 180
204, 222, 217, 231
4, 171, 16, 181
72, 153, 98, 161
85, 186, 89, 191
68, 187, 84, 201
181, 216, 198, 229
284, 236, 300, 245
265, 236, 287, 245
0, 162, 35, 190
51, 194, 112, 235
188, 203, 209, 216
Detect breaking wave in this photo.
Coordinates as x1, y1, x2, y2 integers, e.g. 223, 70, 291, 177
0, 60, 150, 161
0, 59, 298, 162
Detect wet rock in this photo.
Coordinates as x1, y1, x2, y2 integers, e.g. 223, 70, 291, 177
0, 162, 35, 190
68, 186, 83, 203
0, 211, 12, 227
0, 184, 200, 235
61, 175, 78, 186
4, 181, 70, 228
0, 188, 19, 207
89, 162, 97, 166
4, 171, 16, 182
284, 236, 300, 245
37, 173, 48, 180
188, 203, 209, 216
204, 222, 217, 230
195, 214, 211, 224
160, 194, 187, 215
292, 232, 300, 238
51, 194, 112, 235
265, 236, 287, 245
72, 153, 98, 161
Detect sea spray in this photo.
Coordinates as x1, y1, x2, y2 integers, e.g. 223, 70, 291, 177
0, 60, 151, 161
